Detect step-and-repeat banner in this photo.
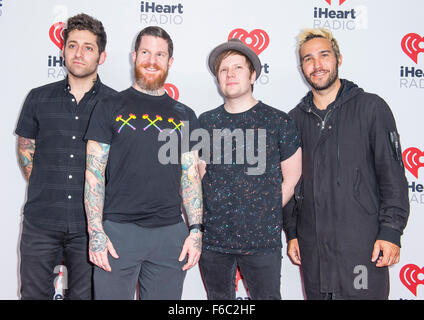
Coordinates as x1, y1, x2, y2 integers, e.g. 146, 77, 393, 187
0, 0, 423, 300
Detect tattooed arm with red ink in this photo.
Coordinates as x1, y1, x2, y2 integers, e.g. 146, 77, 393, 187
84, 140, 118, 272
178, 150, 203, 271
17, 137, 35, 181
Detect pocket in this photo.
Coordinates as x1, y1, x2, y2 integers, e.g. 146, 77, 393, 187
352, 168, 378, 215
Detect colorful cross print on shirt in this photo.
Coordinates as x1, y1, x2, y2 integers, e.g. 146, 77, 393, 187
143, 114, 163, 132
116, 114, 136, 133
168, 118, 184, 136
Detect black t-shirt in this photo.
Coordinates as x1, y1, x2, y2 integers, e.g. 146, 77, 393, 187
199, 102, 301, 254
85, 87, 199, 227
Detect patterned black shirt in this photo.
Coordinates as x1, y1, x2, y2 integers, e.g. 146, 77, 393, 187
15, 77, 116, 233
199, 102, 300, 254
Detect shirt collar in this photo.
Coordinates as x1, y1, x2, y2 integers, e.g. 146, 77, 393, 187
63, 75, 102, 95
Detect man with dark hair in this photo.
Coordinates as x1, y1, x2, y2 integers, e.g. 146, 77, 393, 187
198, 39, 302, 300
16, 13, 115, 300
84, 26, 202, 300
284, 28, 409, 300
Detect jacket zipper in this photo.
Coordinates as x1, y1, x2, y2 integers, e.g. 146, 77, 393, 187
308, 107, 334, 132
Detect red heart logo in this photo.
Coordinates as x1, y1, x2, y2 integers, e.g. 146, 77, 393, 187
400, 264, 424, 296
403, 147, 424, 179
49, 22, 65, 50
164, 83, 179, 101
401, 33, 424, 64
228, 29, 269, 56
325, 0, 347, 5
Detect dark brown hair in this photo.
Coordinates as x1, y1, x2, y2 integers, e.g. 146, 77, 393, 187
134, 26, 174, 58
63, 13, 107, 53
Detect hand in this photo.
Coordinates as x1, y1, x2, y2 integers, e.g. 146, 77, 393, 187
288, 239, 301, 265
197, 160, 206, 179
178, 232, 202, 271
371, 240, 400, 267
89, 229, 119, 272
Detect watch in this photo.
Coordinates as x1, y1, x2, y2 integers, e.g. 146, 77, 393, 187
189, 224, 205, 233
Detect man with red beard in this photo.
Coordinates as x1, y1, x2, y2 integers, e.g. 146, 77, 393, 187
284, 28, 409, 299
84, 26, 202, 299
15, 13, 116, 299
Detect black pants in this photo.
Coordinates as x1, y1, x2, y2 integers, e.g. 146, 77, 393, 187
199, 249, 282, 300
20, 218, 93, 300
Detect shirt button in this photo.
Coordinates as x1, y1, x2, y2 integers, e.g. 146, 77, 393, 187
72, 136, 76, 140
72, 98, 75, 102
328, 125, 332, 129
68, 175, 73, 179
75, 116, 79, 120
68, 195, 72, 199
70, 154, 74, 158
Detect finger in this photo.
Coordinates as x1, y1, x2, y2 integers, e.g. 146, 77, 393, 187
179, 243, 189, 262
101, 254, 112, 272
371, 243, 381, 262
377, 249, 391, 267
108, 241, 119, 259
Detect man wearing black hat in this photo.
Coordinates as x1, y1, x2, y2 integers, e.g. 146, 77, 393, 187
197, 38, 302, 300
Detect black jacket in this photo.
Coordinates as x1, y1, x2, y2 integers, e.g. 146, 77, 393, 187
284, 80, 409, 299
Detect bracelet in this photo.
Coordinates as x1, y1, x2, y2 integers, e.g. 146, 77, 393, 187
189, 224, 205, 233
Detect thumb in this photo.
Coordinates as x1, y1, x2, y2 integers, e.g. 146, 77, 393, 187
108, 240, 119, 259
371, 242, 381, 262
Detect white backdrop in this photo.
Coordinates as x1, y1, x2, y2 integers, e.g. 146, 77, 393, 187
0, 0, 423, 300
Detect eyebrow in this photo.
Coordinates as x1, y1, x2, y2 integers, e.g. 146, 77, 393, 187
302, 50, 332, 60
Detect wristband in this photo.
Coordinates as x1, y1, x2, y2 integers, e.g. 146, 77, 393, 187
189, 224, 205, 233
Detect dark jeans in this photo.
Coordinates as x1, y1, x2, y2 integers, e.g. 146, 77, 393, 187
20, 218, 93, 300
199, 249, 282, 300
93, 220, 187, 300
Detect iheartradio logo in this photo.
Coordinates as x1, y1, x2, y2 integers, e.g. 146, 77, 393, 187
164, 83, 179, 101
49, 22, 65, 50
228, 29, 269, 56
403, 147, 424, 179
325, 0, 347, 5
400, 264, 424, 296
401, 33, 424, 64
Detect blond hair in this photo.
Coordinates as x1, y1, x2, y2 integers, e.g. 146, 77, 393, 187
297, 28, 341, 64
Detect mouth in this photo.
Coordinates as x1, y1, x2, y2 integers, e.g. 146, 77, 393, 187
311, 70, 328, 78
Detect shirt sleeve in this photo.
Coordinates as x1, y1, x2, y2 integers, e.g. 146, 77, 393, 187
84, 98, 114, 145
278, 115, 301, 162
15, 90, 39, 139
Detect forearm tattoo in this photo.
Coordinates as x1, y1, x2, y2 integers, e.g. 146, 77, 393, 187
17, 137, 35, 180
84, 141, 110, 245
181, 151, 203, 226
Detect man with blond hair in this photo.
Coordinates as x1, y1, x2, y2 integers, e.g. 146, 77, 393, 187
284, 28, 409, 299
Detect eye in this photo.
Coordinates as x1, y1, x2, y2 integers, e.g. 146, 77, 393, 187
85, 46, 94, 51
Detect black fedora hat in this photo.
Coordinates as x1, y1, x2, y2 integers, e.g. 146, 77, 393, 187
208, 38, 262, 80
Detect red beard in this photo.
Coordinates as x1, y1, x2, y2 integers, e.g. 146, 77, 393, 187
134, 62, 168, 91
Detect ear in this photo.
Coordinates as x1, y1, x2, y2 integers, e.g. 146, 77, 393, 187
168, 56, 174, 69
338, 54, 343, 67
250, 70, 257, 84
98, 51, 107, 66
132, 51, 137, 65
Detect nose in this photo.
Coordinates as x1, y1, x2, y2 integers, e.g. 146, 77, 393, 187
227, 67, 236, 78
75, 46, 84, 58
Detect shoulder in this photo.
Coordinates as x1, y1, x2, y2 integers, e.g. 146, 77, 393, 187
27, 79, 66, 98
198, 106, 222, 123
257, 102, 296, 127
98, 82, 118, 96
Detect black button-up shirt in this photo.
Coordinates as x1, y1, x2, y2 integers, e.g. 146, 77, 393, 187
15, 77, 116, 233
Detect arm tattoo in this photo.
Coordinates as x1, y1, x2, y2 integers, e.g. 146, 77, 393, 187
17, 137, 35, 181
84, 141, 110, 251
181, 151, 203, 226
